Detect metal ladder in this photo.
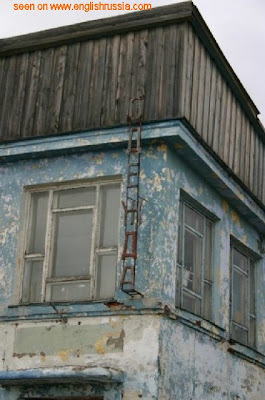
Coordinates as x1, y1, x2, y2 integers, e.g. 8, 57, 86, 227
120, 120, 143, 295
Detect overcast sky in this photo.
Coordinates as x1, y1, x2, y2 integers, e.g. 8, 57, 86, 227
0, 0, 264, 124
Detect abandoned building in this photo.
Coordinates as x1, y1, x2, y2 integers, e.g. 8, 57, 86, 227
0, 1, 265, 399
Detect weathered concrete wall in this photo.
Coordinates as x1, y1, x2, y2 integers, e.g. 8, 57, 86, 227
0, 121, 265, 398
158, 318, 265, 400
0, 315, 160, 399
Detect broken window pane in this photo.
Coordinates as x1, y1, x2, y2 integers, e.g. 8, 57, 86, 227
52, 210, 93, 278
28, 192, 48, 254
184, 229, 202, 294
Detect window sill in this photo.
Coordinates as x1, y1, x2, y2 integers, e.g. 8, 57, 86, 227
165, 306, 226, 341
227, 341, 265, 368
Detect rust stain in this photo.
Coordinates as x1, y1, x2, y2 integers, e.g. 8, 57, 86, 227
95, 339, 106, 355
231, 210, 240, 225
13, 352, 36, 358
157, 144, 167, 152
174, 143, 184, 150
222, 200, 229, 213
57, 350, 69, 362
40, 351, 46, 362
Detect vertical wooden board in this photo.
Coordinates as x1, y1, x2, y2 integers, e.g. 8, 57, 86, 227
239, 112, 247, 183
232, 103, 242, 176
261, 144, 265, 204
228, 96, 236, 170
190, 34, 201, 127
128, 29, 148, 120
59, 43, 80, 133
0, 55, 17, 140
100, 35, 121, 126
144, 27, 164, 121
258, 139, 264, 201
244, 119, 251, 187
33, 48, 54, 136
20, 50, 42, 138
72, 40, 94, 130
7, 53, 28, 140
164, 25, 178, 118
87, 38, 107, 127
252, 134, 259, 196
195, 42, 206, 135
153, 27, 165, 119
143, 28, 156, 121
115, 32, 134, 123
202, 55, 212, 143
248, 126, 255, 192
222, 87, 232, 165
207, 63, 217, 148
184, 25, 195, 121
45, 45, 67, 135
177, 23, 188, 117
212, 72, 222, 154
0, 58, 6, 140
218, 80, 228, 160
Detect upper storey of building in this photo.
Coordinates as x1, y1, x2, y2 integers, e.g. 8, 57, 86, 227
0, 2, 264, 205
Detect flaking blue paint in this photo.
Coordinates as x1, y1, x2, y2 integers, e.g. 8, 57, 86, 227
1, 120, 265, 399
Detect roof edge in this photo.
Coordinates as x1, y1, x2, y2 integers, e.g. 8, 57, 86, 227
0, 2, 263, 131
0, 2, 193, 55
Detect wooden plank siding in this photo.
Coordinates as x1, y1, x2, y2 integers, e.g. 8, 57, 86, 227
179, 24, 265, 205
0, 8, 264, 205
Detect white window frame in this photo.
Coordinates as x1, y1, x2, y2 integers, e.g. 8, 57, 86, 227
176, 196, 215, 320
230, 242, 257, 348
19, 178, 121, 304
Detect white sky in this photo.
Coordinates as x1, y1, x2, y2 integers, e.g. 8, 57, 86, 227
0, 0, 264, 124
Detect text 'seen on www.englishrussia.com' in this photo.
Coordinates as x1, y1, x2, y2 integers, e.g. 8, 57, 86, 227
13, 2, 152, 12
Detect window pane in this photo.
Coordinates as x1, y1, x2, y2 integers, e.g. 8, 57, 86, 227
249, 262, 255, 314
177, 201, 183, 265
249, 317, 256, 348
52, 210, 93, 277
185, 204, 204, 234
28, 192, 48, 254
183, 291, 201, 315
184, 229, 202, 294
99, 184, 120, 247
232, 323, 248, 346
175, 265, 181, 307
55, 187, 96, 209
96, 254, 117, 299
50, 282, 90, 302
233, 248, 248, 272
22, 260, 43, 303
204, 220, 213, 281
232, 269, 247, 326
203, 281, 212, 320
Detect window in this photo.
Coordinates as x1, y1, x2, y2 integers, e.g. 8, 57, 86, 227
20, 180, 121, 303
176, 199, 214, 320
230, 245, 256, 347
